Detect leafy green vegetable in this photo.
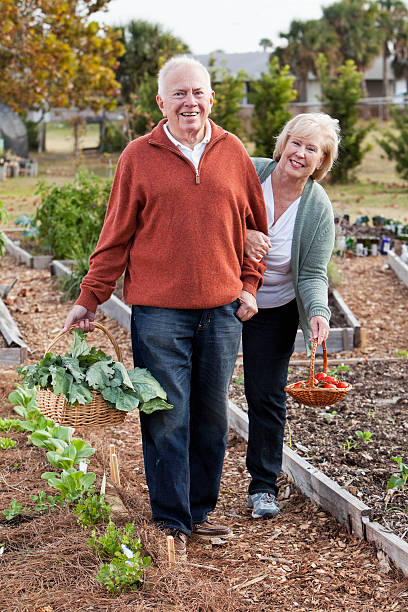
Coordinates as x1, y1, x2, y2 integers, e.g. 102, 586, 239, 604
18, 330, 173, 415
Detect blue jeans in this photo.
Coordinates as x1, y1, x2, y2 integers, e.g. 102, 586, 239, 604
131, 301, 242, 535
242, 299, 299, 496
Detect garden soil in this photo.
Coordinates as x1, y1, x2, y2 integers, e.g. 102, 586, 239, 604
0, 253, 407, 611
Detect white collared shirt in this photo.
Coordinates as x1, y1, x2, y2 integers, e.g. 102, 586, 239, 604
163, 120, 211, 170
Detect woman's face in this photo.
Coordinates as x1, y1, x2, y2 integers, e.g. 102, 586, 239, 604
279, 132, 325, 181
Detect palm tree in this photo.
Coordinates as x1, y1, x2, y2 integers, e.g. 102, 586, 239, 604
259, 38, 273, 52
276, 19, 338, 101
323, 0, 383, 96
376, 0, 408, 98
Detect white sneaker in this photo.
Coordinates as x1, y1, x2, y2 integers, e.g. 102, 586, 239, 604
248, 492, 280, 519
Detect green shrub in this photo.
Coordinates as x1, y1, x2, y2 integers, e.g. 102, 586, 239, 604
101, 122, 128, 153
34, 170, 111, 260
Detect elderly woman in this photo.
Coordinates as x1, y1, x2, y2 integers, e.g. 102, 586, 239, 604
244, 113, 340, 519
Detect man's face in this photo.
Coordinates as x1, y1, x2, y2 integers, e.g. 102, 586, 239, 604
156, 65, 215, 145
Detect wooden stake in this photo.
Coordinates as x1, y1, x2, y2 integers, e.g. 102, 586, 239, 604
360, 327, 366, 348
110, 452, 121, 486
109, 444, 116, 463
167, 535, 175, 565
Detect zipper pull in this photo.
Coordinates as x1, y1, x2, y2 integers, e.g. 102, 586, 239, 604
195, 171, 200, 184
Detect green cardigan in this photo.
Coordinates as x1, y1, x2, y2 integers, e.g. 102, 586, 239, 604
252, 158, 335, 355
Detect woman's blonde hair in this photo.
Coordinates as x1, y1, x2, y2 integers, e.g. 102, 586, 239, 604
273, 113, 341, 182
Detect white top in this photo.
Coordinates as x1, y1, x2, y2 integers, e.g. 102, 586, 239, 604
256, 176, 300, 309
163, 120, 211, 170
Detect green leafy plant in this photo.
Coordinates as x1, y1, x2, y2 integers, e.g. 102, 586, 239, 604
30, 490, 60, 512
41, 468, 96, 502
89, 521, 141, 560
8, 383, 38, 415
3, 499, 29, 520
29, 425, 75, 449
387, 457, 408, 492
89, 521, 151, 593
34, 171, 111, 260
0, 437, 17, 450
396, 349, 408, 358
343, 438, 358, 452
96, 550, 150, 593
45, 439, 95, 470
323, 409, 338, 423
14, 213, 40, 241
73, 493, 112, 527
19, 329, 173, 415
355, 430, 373, 444
0, 418, 24, 432
328, 363, 350, 378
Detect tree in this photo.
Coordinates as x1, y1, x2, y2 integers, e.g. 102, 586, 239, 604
276, 19, 338, 101
376, 0, 408, 97
250, 57, 297, 157
322, 0, 383, 94
317, 54, 372, 183
377, 105, 408, 180
115, 20, 190, 104
208, 58, 246, 139
0, 1, 123, 114
259, 38, 273, 52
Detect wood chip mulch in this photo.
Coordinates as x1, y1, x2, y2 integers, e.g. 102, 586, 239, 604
0, 254, 407, 611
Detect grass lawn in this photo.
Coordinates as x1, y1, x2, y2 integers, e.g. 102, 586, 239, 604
0, 119, 407, 227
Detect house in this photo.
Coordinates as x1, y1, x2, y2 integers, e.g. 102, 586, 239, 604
194, 51, 407, 119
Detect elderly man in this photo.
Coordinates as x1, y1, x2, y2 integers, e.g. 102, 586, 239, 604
64, 56, 267, 555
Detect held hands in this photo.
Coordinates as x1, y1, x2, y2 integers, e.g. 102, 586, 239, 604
236, 290, 258, 322
310, 315, 330, 347
245, 230, 271, 262
63, 305, 95, 332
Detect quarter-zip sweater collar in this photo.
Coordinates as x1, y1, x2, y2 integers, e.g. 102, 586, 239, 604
77, 119, 268, 312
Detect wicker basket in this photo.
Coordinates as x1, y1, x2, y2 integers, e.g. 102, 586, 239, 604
36, 322, 127, 428
284, 339, 352, 408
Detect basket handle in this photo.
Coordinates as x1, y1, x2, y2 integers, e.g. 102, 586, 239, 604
308, 339, 327, 388
44, 322, 123, 362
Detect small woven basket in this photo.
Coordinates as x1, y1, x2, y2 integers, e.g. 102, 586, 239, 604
284, 339, 352, 408
36, 322, 127, 428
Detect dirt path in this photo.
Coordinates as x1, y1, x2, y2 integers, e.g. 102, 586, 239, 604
0, 254, 407, 611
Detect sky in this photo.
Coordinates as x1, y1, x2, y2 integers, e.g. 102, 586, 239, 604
93, 0, 335, 55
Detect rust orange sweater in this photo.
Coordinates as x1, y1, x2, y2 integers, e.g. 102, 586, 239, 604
77, 120, 268, 312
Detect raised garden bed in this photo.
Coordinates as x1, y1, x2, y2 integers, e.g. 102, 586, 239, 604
388, 250, 408, 288
2, 231, 52, 270
50, 259, 131, 330
230, 357, 408, 575
0, 296, 28, 365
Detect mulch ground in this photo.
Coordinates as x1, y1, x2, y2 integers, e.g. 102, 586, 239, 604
0, 253, 407, 611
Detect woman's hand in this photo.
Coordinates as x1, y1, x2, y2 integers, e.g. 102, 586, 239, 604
245, 230, 271, 262
310, 315, 329, 347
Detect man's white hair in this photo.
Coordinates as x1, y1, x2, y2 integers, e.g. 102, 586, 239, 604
157, 55, 212, 97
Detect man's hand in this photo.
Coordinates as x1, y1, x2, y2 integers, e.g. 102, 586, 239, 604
63, 305, 95, 332
310, 315, 330, 346
236, 290, 258, 322
245, 229, 271, 262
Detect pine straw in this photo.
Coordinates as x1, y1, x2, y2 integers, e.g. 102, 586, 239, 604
0, 503, 247, 612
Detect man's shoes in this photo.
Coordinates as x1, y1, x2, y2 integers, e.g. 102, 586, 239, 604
191, 520, 231, 539
248, 492, 280, 519
164, 529, 187, 556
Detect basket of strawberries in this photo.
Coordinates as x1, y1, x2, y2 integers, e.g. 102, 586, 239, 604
284, 338, 352, 408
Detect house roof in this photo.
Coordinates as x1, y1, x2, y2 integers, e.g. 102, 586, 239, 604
194, 51, 395, 82
193, 51, 270, 80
